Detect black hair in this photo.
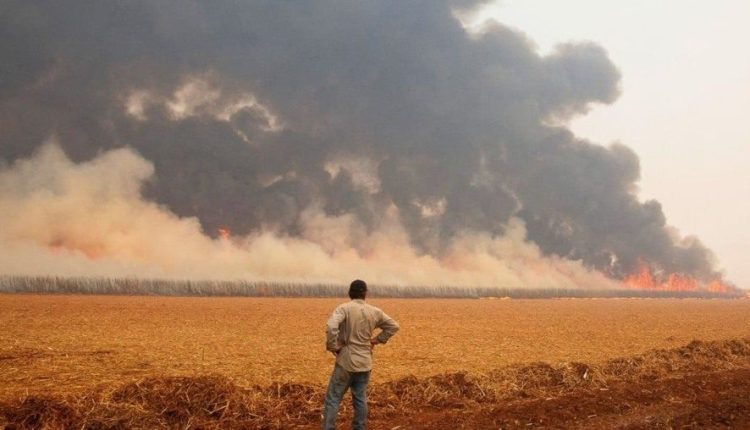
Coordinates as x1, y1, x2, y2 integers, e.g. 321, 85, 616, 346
348, 279, 367, 299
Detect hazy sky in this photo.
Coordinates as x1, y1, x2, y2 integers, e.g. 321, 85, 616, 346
469, 0, 750, 287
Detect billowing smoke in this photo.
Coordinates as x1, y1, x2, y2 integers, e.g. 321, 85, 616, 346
0, 142, 614, 288
0, 1, 724, 286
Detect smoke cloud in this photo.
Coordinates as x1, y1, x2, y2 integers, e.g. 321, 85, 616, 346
0, 1, 724, 285
0, 143, 615, 288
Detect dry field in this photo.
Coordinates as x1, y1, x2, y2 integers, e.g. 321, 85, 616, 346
2, 294, 750, 428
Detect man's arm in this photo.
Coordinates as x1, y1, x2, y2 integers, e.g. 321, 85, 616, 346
325, 305, 346, 353
372, 310, 399, 345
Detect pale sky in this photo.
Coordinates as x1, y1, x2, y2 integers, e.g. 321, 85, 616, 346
466, 0, 750, 287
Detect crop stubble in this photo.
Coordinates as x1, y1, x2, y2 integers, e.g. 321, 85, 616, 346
1, 295, 750, 401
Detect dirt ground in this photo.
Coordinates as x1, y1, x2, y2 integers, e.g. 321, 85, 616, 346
2, 295, 750, 429
4, 341, 749, 429
366, 368, 750, 429
3, 295, 750, 401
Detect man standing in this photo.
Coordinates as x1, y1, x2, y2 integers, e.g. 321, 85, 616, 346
322, 279, 400, 430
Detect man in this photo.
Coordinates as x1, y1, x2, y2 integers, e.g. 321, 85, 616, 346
322, 279, 400, 430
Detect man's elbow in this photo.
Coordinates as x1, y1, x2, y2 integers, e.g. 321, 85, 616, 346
388, 321, 400, 335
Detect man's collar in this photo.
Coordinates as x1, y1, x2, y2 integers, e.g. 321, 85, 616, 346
352, 299, 365, 303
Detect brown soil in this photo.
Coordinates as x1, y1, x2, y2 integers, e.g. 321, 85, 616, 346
369, 368, 750, 429
4, 295, 750, 400
3, 338, 750, 429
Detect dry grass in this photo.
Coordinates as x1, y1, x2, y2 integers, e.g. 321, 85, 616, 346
3, 275, 739, 299
2, 295, 750, 404
2, 295, 750, 428
2, 338, 750, 429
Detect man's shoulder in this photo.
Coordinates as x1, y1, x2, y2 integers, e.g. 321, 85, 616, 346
362, 301, 384, 314
336, 301, 358, 310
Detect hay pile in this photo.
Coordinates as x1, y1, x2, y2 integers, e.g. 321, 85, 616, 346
0, 376, 325, 429
2, 338, 750, 429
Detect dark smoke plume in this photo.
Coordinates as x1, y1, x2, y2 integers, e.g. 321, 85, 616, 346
0, 1, 723, 283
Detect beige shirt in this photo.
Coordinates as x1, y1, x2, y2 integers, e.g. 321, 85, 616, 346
326, 299, 400, 372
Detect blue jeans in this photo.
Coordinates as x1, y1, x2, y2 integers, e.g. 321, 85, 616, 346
322, 364, 370, 430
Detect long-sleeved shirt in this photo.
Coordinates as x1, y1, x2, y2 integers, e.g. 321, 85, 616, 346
325, 299, 400, 372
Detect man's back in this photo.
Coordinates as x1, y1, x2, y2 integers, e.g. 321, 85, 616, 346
322, 280, 399, 430
326, 299, 399, 372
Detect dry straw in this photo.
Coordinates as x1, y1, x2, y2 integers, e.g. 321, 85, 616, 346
2, 338, 749, 429
1, 275, 742, 299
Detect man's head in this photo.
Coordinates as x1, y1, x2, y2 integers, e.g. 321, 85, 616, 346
349, 279, 367, 300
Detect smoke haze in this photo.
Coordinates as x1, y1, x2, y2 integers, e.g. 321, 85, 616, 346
0, 142, 616, 288
0, 1, 725, 286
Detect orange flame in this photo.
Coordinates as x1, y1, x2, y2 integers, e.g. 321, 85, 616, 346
48, 238, 105, 259
217, 227, 231, 241
706, 280, 736, 294
623, 264, 657, 290
623, 263, 735, 294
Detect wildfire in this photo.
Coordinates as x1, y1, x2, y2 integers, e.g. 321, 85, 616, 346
48, 238, 105, 259
623, 263, 736, 294
706, 280, 736, 294
217, 227, 231, 241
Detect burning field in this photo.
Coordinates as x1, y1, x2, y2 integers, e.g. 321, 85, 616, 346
2, 295, 750, 428
0, 1, 742, 296
1, 1, 748, 428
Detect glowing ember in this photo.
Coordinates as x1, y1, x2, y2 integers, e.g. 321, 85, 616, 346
217, 227, 231, 241
623, 263, 736, 294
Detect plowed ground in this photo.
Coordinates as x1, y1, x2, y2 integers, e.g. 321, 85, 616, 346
2, 295, 750, 429
368, 369, 750, 429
